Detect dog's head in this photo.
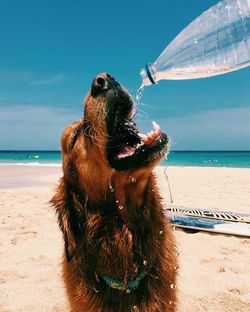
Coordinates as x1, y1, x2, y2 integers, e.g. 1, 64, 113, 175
83, 73, 168, 172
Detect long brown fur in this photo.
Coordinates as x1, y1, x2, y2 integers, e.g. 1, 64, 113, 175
51, 74, 177, 312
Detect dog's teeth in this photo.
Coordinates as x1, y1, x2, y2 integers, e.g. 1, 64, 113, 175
152, 121, 160, 130
150, 130, 155, 136
152, 121, 157, 130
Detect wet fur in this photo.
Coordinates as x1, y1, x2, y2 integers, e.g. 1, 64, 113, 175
51, 87, 177, 311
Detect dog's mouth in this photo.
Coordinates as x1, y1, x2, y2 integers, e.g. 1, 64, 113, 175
89, 73, 168, 171
106, 101, 168, 171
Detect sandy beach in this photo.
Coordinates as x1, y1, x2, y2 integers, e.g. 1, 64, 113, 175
0, 165, 249, 312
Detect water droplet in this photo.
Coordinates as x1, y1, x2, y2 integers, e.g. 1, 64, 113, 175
169, 301, 172, 305
152, 189, 155, 192
133, 306, 137, 310
93, 287, 99, 293
170, 284, 177, 289
109, 169, 115, 193
126, 289, 131, 294
135, 83, 145, 105
116, 200, 119, 204
159, 230, 163, 235
109, 185, 115, 192
143, 260, 147, 265
94, 273, 100, 282
129, 175, 137, 183
118, 205, 124, 210
174, 266, 179, 270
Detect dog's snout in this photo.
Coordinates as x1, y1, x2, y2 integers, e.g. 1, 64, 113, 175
91, 73, 118, 97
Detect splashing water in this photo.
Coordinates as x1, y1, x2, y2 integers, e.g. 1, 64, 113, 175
132, 83, 145, 117
135, 83, 145, 104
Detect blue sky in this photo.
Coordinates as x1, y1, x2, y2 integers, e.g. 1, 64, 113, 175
0, 0, 250, 150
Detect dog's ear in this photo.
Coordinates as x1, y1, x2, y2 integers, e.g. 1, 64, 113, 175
60, 211, 77, 262
50, 178, 77, 262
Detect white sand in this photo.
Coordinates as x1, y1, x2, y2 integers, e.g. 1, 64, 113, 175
0, 165, 249, 311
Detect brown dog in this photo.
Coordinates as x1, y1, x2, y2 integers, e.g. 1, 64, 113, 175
51, 73, 177, 312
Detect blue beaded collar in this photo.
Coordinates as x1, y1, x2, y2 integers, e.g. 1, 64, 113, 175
100, 271, 147, 292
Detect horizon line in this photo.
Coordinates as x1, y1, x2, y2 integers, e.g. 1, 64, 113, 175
1, 150, 250, 153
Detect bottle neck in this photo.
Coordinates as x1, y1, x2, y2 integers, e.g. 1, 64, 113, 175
140, 64, 157, 86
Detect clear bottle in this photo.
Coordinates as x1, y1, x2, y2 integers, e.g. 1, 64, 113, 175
140, 0, 250, 86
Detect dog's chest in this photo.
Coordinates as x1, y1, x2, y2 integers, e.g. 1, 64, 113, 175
86, 214, 154, 278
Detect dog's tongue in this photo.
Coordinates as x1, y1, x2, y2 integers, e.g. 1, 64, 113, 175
117, 145, 136, 159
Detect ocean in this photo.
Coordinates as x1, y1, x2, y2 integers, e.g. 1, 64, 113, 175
0, 150, 250, 168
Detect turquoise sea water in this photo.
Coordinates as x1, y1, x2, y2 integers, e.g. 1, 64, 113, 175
0, 151, 250, 168
0, 151, 62, 166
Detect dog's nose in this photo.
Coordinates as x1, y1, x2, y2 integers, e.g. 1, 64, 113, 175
91, 73, 118, 97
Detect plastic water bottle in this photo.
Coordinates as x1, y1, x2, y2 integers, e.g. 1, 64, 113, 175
140, 0, 250, 86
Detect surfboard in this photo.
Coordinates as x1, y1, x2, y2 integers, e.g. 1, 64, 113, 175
164, 205, 250, 223
165, 213, 250, 237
